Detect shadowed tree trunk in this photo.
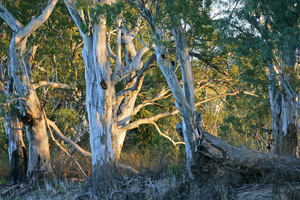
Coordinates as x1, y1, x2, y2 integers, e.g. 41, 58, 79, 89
6, 116, 28, 184
268, 53, 298, 156
0, 59, 28, 184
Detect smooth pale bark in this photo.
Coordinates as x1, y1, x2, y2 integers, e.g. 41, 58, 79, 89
65, 0, 153, 162
111, 23, 142, 159
132, 0, 201, 179
1, 0, 58, 183
268, 55, 298, 156
74, 16, 114, 167
65, 0, 116, 167
170, 28, 201, 178
172, 27, 195, 110
154, 39, 200, 179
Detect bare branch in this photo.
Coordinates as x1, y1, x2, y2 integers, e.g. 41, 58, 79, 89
32, 81, 72, 90
107, 31, 117, 60
190, 52, 229, 76
64, 0, 87, 41
47, 120, 88, 178
46, 118, 92, 157
121, 90, 258, 132
16, 0, 58, 41
32, 58, 47, 73
132, 87, 171, 115
118, 109, 179, 132
116, 54, 156, 107
0, 97, 27, 107
0, 3, 23, 32
129, 33, 151, 48
195, 91, 258, 107
250, 125, 272, 135
151, 122, 185, 149
111, 46, 150, 84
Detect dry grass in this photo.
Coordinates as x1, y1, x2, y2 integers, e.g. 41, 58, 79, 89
2, 145, 300, 199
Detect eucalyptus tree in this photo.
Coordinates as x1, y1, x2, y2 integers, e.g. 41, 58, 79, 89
216, 0, 300, 156
129, 0, 214, 179
128, 0, 300, 183
0, 0, 58, 183
63, 0, 183, 169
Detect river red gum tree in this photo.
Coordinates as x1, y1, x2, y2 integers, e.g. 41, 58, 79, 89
0, 0, 58, 183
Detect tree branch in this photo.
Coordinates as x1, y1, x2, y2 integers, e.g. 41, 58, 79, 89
111, 46, 150, 84
15, 0, 58, 41
32, 81, 73, 90
132, 86, 171, 115
47, 120, 88, 178
116, 54, 156, 107
118, 109, 179, 132
190, 52, 229, 76
46, 118, 92, 157
0, 3, 23, 32
151, 122, 185, 149
63, 0, 86, 39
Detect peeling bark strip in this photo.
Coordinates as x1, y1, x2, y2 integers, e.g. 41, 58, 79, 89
7, 116, 28, 184
269, 63, 298, 156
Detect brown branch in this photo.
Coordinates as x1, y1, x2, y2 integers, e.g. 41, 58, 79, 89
250, 125, 272, 135
190, 52, 229, 76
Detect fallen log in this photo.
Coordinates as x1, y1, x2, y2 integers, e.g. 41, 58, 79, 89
193, 130, 300, 183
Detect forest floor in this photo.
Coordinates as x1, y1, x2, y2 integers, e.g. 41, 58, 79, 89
1, 149, 300, 199
1, 168, 300, 200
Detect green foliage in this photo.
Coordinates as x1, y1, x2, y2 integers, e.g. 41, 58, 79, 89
166, 163, 181, 179
129, 108, 157, 148
55, 108, 80, 128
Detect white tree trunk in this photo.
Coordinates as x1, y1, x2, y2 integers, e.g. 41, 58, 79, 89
111, 29, 140, 159
1, 0, 58, 183
154, 39, 200, 179
81, 19, 115, 167
65, 0, 152, 163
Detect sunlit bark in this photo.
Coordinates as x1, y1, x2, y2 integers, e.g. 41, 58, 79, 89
0, 0, 58, 183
